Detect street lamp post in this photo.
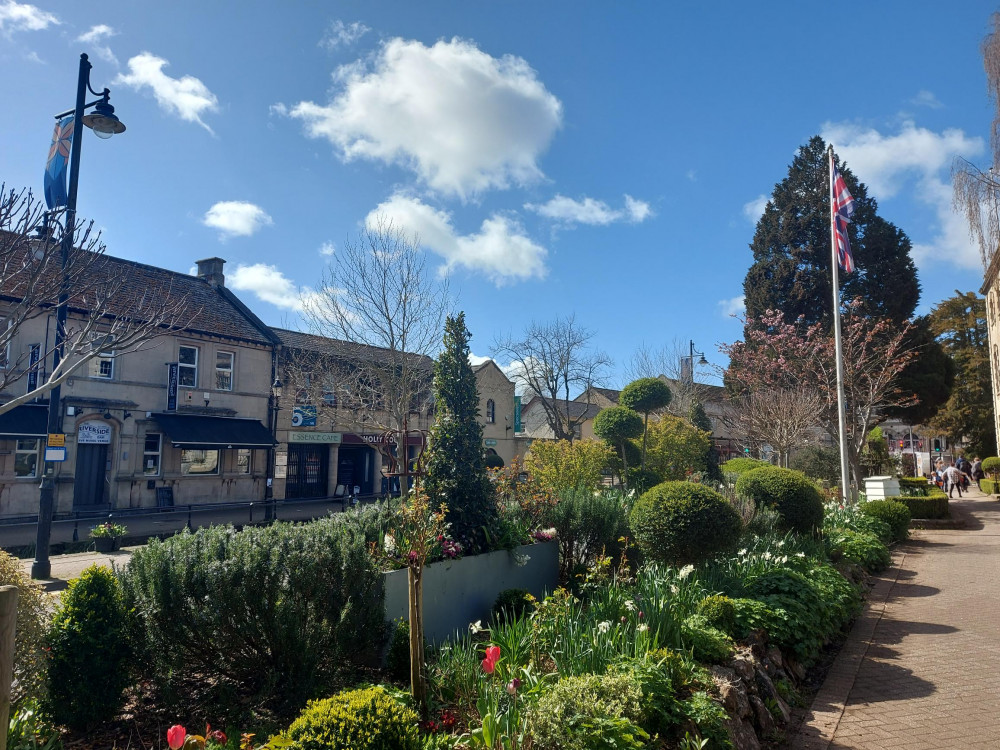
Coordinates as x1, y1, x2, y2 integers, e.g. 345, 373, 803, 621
265, 377, 282, 522
680, 340, 708, 384
31, 53, 125, 580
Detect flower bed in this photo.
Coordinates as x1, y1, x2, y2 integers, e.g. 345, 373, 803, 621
384, 540, 558, 643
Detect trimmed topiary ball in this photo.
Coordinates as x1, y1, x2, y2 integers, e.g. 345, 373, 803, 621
695, 594, 738, 636
282, 686, 420, 750
629, 482, 742, 566
735, 466, 824, 534
857, 499, 910, 543
720, 457, 772, 476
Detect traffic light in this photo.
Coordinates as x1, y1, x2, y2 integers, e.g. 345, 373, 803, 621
744, 447, 750, 454
899, 440, 904, 449
934, 439, 941, 452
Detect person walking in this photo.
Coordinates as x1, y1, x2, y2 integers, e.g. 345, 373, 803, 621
972, 456, 984, 491
943, 461, 971, 499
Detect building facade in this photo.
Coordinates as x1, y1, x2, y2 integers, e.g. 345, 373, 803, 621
0, 257, 277, 517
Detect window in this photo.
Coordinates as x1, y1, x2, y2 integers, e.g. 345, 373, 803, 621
180, 449, 219, 475
178, 345, 198, 387
236, 448, 252, 474
89, 350, 115, 379
216, 351, 234, 391
14, 439, 38, 478
486, 399, 496, 423
143, 434, 162, 476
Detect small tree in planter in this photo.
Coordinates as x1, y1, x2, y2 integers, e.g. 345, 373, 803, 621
379, 491, 447, 717
982, 457, 1000, 494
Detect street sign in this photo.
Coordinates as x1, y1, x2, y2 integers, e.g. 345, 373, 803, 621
44, 446, 66, 462
47, 433, 65, 447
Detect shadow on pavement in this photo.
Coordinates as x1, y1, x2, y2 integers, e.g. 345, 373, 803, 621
845, 659, 937, 704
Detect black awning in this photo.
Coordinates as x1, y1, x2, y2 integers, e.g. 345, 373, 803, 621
0, 403, 49, 438
151, 413, 276, 449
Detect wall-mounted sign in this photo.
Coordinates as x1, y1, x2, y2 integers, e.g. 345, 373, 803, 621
26, 344, 40, 393
275, 452, 287, 466
47, 433, 65, 447
44, 446, 66, 462
288, 431, 342, 444
274, 464, 287, 478
514, 395, 522, 433
166, 363, 179, 411
78, 421, 112, 444
484, 439, 497, 447
291, 405, 317, 427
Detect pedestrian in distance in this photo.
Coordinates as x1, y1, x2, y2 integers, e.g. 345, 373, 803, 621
972, 456, 984, 491
942, 461, 971, 499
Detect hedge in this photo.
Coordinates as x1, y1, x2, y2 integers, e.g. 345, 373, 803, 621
896, 487, 949, 520
982, 478, 1000, 495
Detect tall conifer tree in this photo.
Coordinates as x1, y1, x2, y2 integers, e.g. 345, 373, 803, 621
423, 312, 496, 553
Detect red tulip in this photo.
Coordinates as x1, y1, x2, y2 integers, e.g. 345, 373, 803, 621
167, 725, 187, 750
209, 730, 227, 744
481, 645, 501, 674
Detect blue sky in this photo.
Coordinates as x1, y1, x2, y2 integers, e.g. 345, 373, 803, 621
1, 1, 996, 388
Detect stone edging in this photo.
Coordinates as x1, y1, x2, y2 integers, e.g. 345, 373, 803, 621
786, 547, 908, 750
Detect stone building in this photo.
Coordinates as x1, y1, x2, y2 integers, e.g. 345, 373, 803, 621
0, 256, 277, 517
982, 251, 1000, 455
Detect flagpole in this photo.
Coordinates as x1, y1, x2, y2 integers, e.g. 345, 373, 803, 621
829, 146, 852, 504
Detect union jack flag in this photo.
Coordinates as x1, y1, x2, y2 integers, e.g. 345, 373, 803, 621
830, 151, 856, 273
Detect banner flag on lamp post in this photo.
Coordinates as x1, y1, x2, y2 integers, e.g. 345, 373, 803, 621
44, 115, 74, 209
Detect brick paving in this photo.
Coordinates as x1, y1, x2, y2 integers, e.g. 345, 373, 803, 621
788, 488, 1000, 749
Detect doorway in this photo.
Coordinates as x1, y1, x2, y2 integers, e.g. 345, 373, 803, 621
285, 443, 330, 499
74, 442, 109, 508
336, 446, 375, 496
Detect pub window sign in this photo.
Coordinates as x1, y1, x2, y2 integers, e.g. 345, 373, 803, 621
78, 421, 112, 444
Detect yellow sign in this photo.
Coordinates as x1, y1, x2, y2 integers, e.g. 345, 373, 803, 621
47, 433, 65, 447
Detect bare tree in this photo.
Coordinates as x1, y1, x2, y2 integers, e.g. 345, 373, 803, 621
724, 387, 824, 467
0, 184, 187, 414
301, 216, 450, 472
954, 13, 1000, 270
493, 315, 612, 442
624, 339, 709, 418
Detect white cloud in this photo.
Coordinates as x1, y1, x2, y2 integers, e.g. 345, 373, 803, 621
912, 90, 943, 109
116, 52, 219, 133
319, 241, 336, 256
229, 263, 307, 311
288, 37, 562, 199
525, 193, 652, 226
718, 295, 745, 319
0, 1, 57, 33
368, 193, 547, 284
469, 353, 491, 366
202, 201, 273, 238
76, 24, 117, 65
320, 20, 370, 49
743, 194, 768, 224
821, 120, 984, 268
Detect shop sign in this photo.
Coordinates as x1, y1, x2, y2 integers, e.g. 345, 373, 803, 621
292, 406, 317, 427
166, 363, 179, 411
484, 439, 497, 446
78, 421, 112, 444
514, 395, 522, 433
288, 431, 342, 444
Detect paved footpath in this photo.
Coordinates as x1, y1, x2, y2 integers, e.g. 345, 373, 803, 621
19, 547, 134, 592
788, 487, 1000, 750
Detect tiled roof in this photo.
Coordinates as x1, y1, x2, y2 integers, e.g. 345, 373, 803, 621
0, 235, 274, 345
271, 327, 434, 370
590, 387, 621, 403
523, 396, 602, 421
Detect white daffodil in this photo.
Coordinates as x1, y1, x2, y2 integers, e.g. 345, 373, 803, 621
597, 620, 612, 634
637, 624, 649, 633
383, 534, 397, 554
470, 620, 483, 634
678, 564, 695, 580
624, 600, 636, 611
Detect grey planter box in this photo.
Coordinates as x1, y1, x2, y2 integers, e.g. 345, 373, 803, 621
864, 475, 901, 500
384, 541, 558, 644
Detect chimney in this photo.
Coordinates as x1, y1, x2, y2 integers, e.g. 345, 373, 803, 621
196, 257, 226, 287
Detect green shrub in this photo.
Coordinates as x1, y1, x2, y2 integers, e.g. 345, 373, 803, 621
896, 492, 949, 520
981, 456, 1000, 479
824, 528, 891, 572
858, 499, 910, 543
0, 550, 50, 706
736, 466, 824, 534
7, 699, 62, 750
386, 620, 411, 683
630, 482, 742, 566
720, 457, 771, 476
678, 691, 732, 750
983, 478, 1000, 495
484, 452, 505, 469
45, 565, 131, 730
695, 594, 737, 636
681, 615, 735, 664
529, 672, 648, 750
281, 686, 420, 750
492, 588, 532, 624
898, 477, 933, 494
789, 445, 841, 483
545, 487, 631, 581
119, 506, 389, 714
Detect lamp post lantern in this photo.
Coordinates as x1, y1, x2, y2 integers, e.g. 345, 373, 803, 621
31, 53, 126, 580
680, 340, 708, 384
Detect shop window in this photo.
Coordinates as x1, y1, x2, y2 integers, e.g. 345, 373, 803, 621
14, 439, 39, 478
486, 399, 495, 423
180, 448, 219, 475
178, 345, 199, 387
236, 448, 252, 474
216, 351, 234, 391
143, 433, 162, 476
